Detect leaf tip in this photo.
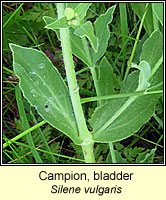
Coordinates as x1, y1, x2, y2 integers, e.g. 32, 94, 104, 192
9, 43, 18, 53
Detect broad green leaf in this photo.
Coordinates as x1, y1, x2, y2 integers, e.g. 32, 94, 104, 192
140, 30, 163, 71
131, 3, 153, 35
74, 21, 98, 52
90, 71, 160, 143
131, 61, 151, 91
70, 28, 92, 67
91, 5, 116, 65
44, 16, 69, 30
152, 3, 163, 26
10, 44, 82, 145
96, 57, 115, 106
140, 30, 163, 89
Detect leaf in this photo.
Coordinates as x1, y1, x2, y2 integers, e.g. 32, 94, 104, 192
140, 30, 163, 73
91, 5, 116, 65
136, 148, 156, 163
140, 30, 163, 89
10, 44, 82, 145
123, 147, 145, 162
106, 151, 128, 163
70, 28, 92, 67
141, 30, 163, 70
43, 16, 61, 40
114, 151, 128, 163
44, 16, 69, 30
43, 16, 56, 25
96, 57, 115, 106
74, 21, 98, 52
131, 3, 153, 35
152, 3, 163, 26
90, 71, 160, 143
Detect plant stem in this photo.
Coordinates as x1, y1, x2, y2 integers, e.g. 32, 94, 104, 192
57, 3, 95, 163
81, 89, 163, 104
109, 142, 116, 163
3, 120, 46, 148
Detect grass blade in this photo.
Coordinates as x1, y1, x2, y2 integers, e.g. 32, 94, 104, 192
30, 110, 57, 163
3, 3, 24, 29
14, 85, 43, 163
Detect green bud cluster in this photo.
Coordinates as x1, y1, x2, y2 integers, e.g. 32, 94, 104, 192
64, 8, 80, 26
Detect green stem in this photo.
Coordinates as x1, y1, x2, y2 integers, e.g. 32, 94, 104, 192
81, 90, 163, 104
57, 3, 95, 163
109, 142, 116, 163
3, 120, 46, 148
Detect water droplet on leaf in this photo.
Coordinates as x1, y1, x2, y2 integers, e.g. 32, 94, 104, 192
63, 112, 69, 117
35, 81, 39, 85
31, 89, 35, 94
38, 63, 45, 69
